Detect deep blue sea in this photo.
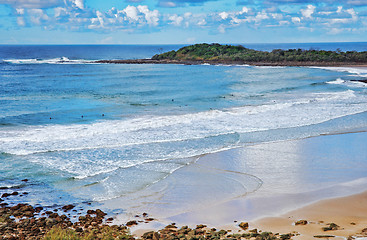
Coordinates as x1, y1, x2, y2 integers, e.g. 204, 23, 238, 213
1, 43, 367, 216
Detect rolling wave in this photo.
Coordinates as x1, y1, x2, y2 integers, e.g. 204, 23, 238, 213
3, 57, 97, 65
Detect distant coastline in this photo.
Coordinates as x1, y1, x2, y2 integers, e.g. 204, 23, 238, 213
95, 43, 367, 67
95, 58, 367, 67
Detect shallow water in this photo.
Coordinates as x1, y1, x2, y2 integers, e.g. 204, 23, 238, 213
0, 44, 367, 216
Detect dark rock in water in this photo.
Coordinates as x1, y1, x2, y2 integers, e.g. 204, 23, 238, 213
95, 209, 107, 217
21, 179, 29, 182
142, 212, 148, 217
239, 222, 249, 230
126, 220, 138, 227
87, 209, 96, 215
0, 198, 3, 202
351, 79, 367, 83
11, 192, 18, 196
62, 204, 75, 212
0, 187, 9, 190
295, 220, 308, 225
45, 211, 53, 215
106, 217, 113, 222
34, 207, 43, 212
1, 193, 10, 198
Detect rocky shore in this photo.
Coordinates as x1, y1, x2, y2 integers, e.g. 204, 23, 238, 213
0, 201, 296, 240
2, 195, 367, 239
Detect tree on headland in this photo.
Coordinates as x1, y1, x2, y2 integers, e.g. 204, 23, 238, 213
152, 43, 367, 63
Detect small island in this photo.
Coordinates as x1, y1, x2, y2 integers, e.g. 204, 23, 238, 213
97, 43, 367, 66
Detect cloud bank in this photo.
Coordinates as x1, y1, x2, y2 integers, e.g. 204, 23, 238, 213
1, 0, 366, 37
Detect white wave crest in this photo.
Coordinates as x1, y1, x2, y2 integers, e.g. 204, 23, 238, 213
311, 66, 367, 78
0, 90, 365, 157
3, 57, 96, 65
327, 78, 345, 85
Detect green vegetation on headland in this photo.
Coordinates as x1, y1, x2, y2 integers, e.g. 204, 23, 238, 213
151, 43, 367, 65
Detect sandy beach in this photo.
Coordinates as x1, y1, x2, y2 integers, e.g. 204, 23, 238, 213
252, 190, 367, 239
103, 130, 367, 239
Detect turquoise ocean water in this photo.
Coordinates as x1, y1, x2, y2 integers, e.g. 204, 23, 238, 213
0, 43, 367, 216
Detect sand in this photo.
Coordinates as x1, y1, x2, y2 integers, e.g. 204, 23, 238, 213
252, 190, 367, 239
103, 130, 367, 239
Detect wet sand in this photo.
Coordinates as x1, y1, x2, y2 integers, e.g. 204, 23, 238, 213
104, 130, 367, 238
252, 190, 367, 239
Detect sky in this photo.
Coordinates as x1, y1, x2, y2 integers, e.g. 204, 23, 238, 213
0, 0, 367, 44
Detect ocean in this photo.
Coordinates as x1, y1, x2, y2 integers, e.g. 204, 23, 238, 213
0, 43, 367, 218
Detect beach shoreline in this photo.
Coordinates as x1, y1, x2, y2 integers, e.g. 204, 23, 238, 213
1, 128, 367, 239
103, 130, 367, 238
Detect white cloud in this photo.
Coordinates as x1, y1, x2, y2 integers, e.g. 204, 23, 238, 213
168, 14, 183, 26
271, 13, 283, 20
0, 0, 62, 8
123, 5, 140, 22
197, 18, 206, 26
219, 12, 229, 20
346, 8, 357, 21
137, 5, 159, 26
239, 7, 249, 14
72, 0, 84, 9
17, 16, 26, 26
96, 10, 104, 27
28, 9, 49, 25
301, 5, 316, 19
337, 6, 343, 13
16, 8, 25, 15
292, 17, 301, 23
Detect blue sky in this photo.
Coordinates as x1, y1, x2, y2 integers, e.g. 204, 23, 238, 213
0, 0, 367, 44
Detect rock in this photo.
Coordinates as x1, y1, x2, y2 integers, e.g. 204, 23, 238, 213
196, 224, 207, 229
142, 213, 148, 217
75, 227, 83, 232
61, 204, 75, 212
295, 220, 308, 225
95, 209, 106, 217
152, 231, 160, 240
11, 192, 18, 196
145, 218, 154, 222
322, 223, 340, 231
21, 179, 29, 182
48, 213, 58, 219
142, 231, 154, 239
126, 220, 138, 227
1, 193, 10, 198
314, 235, 336, 238
239, 222, 249, 230
87, 210, 96, 215
34, 207, 43, 213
